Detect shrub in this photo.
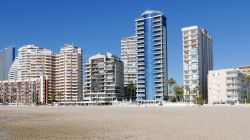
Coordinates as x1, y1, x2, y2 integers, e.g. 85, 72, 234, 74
246, 99, 250, 104
195, 96, 203, 105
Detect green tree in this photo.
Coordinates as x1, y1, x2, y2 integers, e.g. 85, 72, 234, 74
245, 75, 250, 99
195, 96, 203, 105
125, 82, 136, 101
246, 75, 250, 81
173, 85, 184, 101
0, 96, 3, 103
194, 85, 201, 104
246, 98, 250, 104
167, 78, 176, 101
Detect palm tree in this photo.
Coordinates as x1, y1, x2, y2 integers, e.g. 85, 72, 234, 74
194, 85, 200, 104
173, 85, 184, 101
167, 78, 176, 101
125, 82, 136, 101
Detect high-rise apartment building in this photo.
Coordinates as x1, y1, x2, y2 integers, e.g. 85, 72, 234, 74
0, 46, 15, 80
7, 44, 83, 104
84, 53, 124, 103
8, 45, 56, 104
135, 10, 168, 101
182, 26, 213, 102
208, 69, 247, 104
121, 36, 137, 86
56, 44, 83, 102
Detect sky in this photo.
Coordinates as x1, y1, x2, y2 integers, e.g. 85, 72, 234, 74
0, 0, 249, 85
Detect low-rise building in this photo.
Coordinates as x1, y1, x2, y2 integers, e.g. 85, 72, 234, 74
0, 76, 48, 105
208, 69, 247, 104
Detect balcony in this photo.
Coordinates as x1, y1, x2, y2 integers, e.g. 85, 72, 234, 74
136, 31, 144, 35
137, 89, 145, 92
137, 62, 144, 66
136, 26, 144, 30
153, 42, 162, 46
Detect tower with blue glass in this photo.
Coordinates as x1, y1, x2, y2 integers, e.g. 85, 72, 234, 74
0, 46, 15, 80
136, 10, 168, 101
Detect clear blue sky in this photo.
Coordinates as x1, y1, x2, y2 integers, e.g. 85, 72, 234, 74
0, 0, 249, 85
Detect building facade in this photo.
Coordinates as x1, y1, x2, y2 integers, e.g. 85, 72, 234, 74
7, 44, 83, 104
182, 26, 213, 102
8, 45, 56, 104
121, 36, 137, 86
56, 44, 83, 102
237, 65, 250, 99
84, 53, 124, 103
135, 10, 168, 101
208, 69, 247, 104
237, 65, 250, 76
0, 46, 15, 80
0, 76, 48, 105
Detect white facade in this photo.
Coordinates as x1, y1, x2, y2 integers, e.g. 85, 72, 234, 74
121, 36, 137, 86
208, 69, 247, 104
8, 45, 56, 104
84, 53, 124, 103
8, 44, 83, 104
182, 26, 213, 102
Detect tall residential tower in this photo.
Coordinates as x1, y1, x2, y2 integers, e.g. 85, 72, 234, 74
0, 46, 15, 80
56, 44, 83, 102
8, 45, 56, 104
84, 53, 124, 103
135, 10, 168, 102
121, 36, 137, 86
182, 26, 213, 102
8, 44, 83, 104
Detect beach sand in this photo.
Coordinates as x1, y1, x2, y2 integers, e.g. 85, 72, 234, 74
0, 106, 250, 140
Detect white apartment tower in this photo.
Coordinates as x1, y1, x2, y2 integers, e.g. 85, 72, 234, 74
208, 69, 247, 104
8, 45, 56, 104
84, 53, 124, 103
121, 36, 137, 86
56, 44, 83, 102
182, 26, 213, 102
8, 44, 83, 104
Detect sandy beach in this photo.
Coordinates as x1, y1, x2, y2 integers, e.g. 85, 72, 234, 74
0, 106, 250, 140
